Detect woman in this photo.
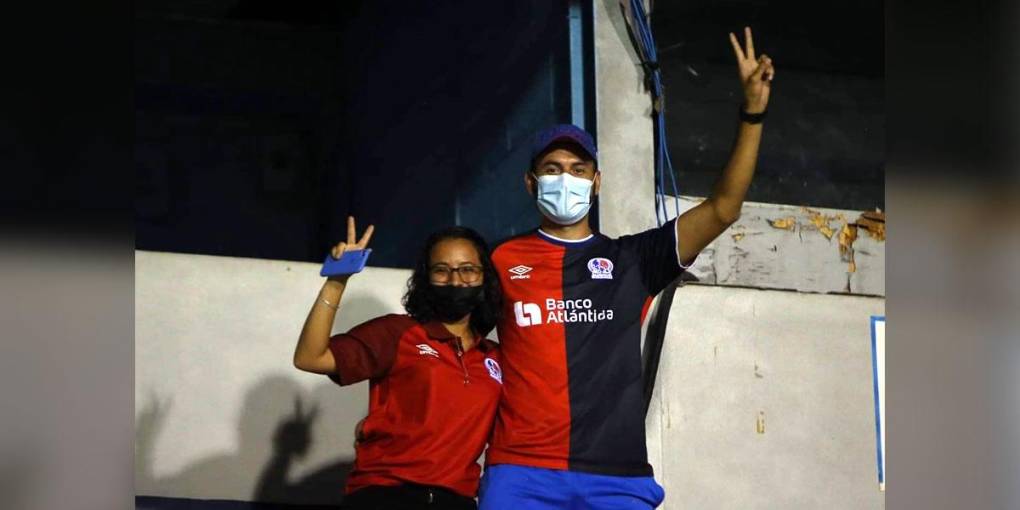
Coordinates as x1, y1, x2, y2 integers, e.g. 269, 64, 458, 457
293, 217, 503, 510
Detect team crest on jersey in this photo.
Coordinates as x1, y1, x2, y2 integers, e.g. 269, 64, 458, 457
587, 257, 614, 280
416, 344, 440, 358
484, 358, 502, 384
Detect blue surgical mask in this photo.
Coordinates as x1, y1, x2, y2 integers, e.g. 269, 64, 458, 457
535, 173, 595, 225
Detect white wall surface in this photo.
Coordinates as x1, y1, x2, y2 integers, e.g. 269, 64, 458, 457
594, 0, 657, 239
646, 284, 885, 509
135, 250, 411, 505
674, 198, 885, 296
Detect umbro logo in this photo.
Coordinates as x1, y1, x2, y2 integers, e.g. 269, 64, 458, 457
508, 265, 533, 280
416, 344, 440, 358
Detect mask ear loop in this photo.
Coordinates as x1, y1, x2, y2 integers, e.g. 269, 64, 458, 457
527, 170, 538, 197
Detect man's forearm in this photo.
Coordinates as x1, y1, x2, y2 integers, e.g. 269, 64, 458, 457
709, 120, 762, 224
674, 119, 763, 263
675, 28, 771, 263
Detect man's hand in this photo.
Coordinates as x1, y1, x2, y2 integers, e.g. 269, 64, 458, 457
675, 28, 772, 264
729, 27, 774, 114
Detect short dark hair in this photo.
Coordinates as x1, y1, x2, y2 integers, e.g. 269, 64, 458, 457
402, 226, 503, 337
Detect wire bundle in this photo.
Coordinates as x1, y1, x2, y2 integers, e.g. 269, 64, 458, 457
627, 0, 681, 227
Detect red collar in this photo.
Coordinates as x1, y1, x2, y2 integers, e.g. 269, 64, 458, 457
421, 320, 492, 353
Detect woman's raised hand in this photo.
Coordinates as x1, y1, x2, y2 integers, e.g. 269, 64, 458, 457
327, 216, 374, 282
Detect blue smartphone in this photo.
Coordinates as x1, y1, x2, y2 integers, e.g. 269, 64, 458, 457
320, 249, 372, 277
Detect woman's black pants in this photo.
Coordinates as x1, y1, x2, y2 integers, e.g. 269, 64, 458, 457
339, 484, 477, 510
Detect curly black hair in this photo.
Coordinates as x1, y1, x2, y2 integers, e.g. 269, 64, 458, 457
402, 226, 503, 337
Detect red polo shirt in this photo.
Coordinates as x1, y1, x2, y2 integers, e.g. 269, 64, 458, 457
328, 313, 502, 498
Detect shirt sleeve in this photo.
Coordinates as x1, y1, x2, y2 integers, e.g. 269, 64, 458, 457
617, 218, 685, 296
327, 314, 407, 386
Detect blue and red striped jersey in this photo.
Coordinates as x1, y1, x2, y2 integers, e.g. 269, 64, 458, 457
487, 218, 684, 476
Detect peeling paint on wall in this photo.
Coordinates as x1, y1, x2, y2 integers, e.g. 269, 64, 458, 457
805, 208, 840, 239
767, 217, 798, 230
674, 197, 886, 295
839, 223, 858, 273
855, 210, 886, 240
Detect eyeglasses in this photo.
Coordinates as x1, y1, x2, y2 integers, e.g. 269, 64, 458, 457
429, 264, 483, 284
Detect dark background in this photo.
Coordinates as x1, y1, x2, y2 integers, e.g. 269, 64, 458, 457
651, 0, 884, 210
134, 0, 582, 267
134, 0, 883, 267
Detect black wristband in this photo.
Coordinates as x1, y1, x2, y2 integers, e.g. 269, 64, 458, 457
739, 106, 767, 124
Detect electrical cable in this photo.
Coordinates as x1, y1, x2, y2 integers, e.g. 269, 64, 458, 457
624, 0, 688, 418
627, 0, 682, 227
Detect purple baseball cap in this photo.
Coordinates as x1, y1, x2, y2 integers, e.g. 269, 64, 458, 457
530, 124, 598, 165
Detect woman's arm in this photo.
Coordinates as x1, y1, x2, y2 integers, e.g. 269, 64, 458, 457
293, 216, 374, 374
292, 278, 346, 373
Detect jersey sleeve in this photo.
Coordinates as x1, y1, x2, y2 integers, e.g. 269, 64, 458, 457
327, 314, 407, 386
617, 218, 685, 296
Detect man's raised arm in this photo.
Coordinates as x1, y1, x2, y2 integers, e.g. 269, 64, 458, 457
676, 27, 774, 265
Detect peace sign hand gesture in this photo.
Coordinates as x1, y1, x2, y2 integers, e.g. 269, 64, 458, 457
327, 216, 374, 282
272, 397, 320, 458
729, 27, 774, 114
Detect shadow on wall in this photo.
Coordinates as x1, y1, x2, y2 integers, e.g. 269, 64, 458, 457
135, 291, 401, 510
136, 374, 362, 507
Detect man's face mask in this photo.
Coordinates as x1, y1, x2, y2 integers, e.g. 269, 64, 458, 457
534, 173, 595, 226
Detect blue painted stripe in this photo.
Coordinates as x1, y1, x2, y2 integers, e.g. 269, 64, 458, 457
568, 0, 584, 129
870, 315, 885, 485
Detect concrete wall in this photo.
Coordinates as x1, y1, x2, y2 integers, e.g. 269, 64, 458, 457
594, 0, 657, 238
646, 284, 884, 509
675, 197, 885, 296
134, 251, 410, 505
136, 250, 885, 508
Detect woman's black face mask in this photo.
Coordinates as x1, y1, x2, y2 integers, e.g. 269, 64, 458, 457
427, 284, 484, 322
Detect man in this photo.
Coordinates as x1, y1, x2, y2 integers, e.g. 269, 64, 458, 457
479, 28, 774, 509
